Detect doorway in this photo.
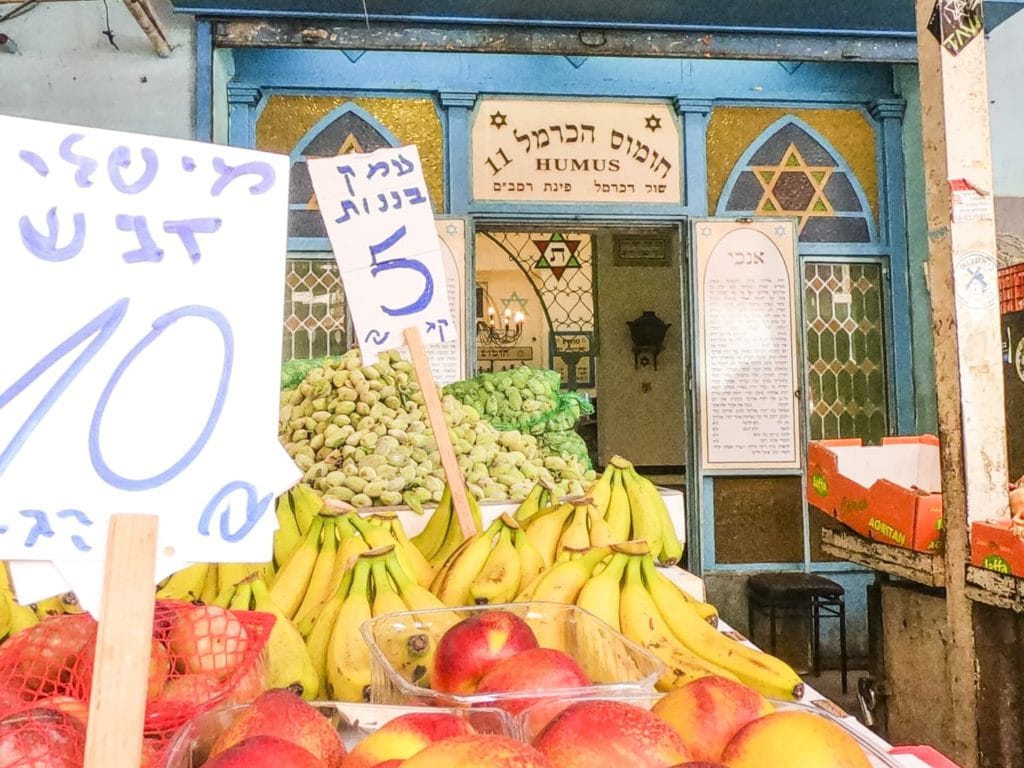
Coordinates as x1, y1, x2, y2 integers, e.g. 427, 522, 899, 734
473, 224, 688, 478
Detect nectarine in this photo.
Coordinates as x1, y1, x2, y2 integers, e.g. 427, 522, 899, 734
204, 734, 326, 768
721, 710, 871, 768
476, 647, 590, 715
432, 610, 538, 695
400, 733, 553, 768
652, 676, 773, 761
343, 711, 475, 768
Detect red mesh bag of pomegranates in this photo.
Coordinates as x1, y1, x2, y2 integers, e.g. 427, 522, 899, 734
0, 600, 273, 766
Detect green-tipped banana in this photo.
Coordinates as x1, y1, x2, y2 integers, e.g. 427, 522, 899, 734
628, 466, 682, 566
380, 512, 436, 589
411, 485, 452, 560
251, 578, 321, 700
273, 492, 302, 566
576, 549, 630, 632
605, 470, 632, 541
613, 457, 664, 558
513, 524, 546, 592
586, 465, 615, 518
294, 515, 339, 622
155, 562, 209, 602
432, 519, 503, 607
290, 482, 325, 535
512, 480, 546, 525
303, 568, 352, 697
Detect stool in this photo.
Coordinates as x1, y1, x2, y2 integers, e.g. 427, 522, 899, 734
746, 573, 848, 693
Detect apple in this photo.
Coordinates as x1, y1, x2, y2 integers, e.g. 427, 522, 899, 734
721, 710, 871, 768
343, 711, 475, 768
11, 616, 95, 695
0, 707, 86, 768
166, 604, 249, 681
533, 699, 692, 767
204, 734, 327, 768
432, 610, 539, 695
399, 734, 553, 768
652, 676, 773, 761
209, 689, 346, 768
30, 696, 88, 728
475, 647, 590, 716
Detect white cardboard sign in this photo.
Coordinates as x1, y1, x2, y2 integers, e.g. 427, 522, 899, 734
0, 116, 300, 609
307, 146, 457, 360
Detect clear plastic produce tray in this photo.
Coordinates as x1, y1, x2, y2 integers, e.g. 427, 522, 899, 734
513, 693, 901, 768
162, 700, 515, 767
360, 601, 665, 709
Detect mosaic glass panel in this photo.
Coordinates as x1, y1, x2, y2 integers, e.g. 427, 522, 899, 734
723, 123, 872, 244
282, 256, 347, 361
803, 262, 889, 445
480, 231, 595, 387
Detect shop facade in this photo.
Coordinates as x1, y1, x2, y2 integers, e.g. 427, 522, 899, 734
181, 3, 1019, 662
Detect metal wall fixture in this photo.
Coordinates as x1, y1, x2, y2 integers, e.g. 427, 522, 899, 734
627, 310, 671, 370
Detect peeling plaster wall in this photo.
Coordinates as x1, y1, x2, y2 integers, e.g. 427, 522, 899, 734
0, 0, 194, 139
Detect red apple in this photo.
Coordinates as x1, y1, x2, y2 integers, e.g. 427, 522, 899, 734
166, 604, 249, 681
432, 609, 539, 695
533, 700, 693, 767
209, 688, 346, 768
148, 640, 171, 700
652, 676, 774, 761
475, 647, 590, 716
158, 672, 223, 708
204, 734, 326, 768
0, 707, 86, 768
399, 734, 553, 768
343, 711, 475, 768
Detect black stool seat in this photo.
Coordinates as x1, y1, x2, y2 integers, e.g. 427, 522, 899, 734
748, 573, 845, 600
746, 572, 848, 693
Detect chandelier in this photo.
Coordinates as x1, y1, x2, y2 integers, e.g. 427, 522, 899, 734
477, 305, 525, 346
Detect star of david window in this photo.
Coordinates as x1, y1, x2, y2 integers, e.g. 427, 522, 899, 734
721, 121, 874, 244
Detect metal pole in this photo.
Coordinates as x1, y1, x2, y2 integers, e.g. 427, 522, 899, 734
914, 1, 1009, 764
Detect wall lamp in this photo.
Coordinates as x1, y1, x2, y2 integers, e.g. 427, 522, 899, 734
627, 310, 671, 370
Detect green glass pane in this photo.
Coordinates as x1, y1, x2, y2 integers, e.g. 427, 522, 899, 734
837, 369, 853, 401
839, 412, 856, 437
853, 370, 868, 402
824, 413, 840, 437
822, 371, 838, 404
809, 370, 822, 402
850, 286, 865, 319
864, 286, 882, 323
855, 410, 871, 437
811, 413, 825, 441
868, 369, 885, 405
836, 329, 850, 361
852, 329, 867, 360
869, 412, 888, 444
819, 288, 834, 323
806, 329, 820, 361
820, 329, 836, 361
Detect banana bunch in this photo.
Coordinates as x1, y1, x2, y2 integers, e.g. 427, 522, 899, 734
549, 541, 803, 700
314, 545, 459, 701
521, 496, 614, 566
410, 484, 484, 571
511, 478, 556, 525
430, 513, 547, 608
579, 455, 684, 566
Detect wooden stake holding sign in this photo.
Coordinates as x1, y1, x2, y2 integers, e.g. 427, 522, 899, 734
83, 515, 158, 768
307, 145, 477, 539
404, 327, 476, 538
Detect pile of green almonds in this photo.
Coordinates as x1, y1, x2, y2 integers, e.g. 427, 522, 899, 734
279, 349, 596, 508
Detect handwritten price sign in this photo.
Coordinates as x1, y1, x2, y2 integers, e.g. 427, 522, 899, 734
307, 146, 457, 360
0, 116, 300, 607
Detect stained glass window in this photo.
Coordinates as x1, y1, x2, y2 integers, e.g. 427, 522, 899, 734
282, 256, 347, 361
723, 121, 873, 244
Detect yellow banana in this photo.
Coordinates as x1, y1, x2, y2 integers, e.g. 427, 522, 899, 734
585, 465, 615, 518
0, 590, 12, 641
370, 554, 407, 617
273, 491, 303, 567
295, 515, 365, 628
335, 515, 370, 572
638, 556, 718, 624
410, 485, 452, 560
512, 480, 546, 525
326, 556, 373, 702
229, 581, 253, 611
557, 499, 593, 554
269, 516, 325, 619
290, 482, 325, 535
426, 489, 483, 570
639, 558, 803, 699
627, 465, 682, 566
432, 519, 503, 607
293, 515, 339, 623
251, 578, 321, 700
380, 512, 435, 589
619, 556, 737, 691
31, 595, 65, 619
0, 562, 10, 593
576, 549, 630, 632
219, 562, 274, 594
58, 592, 85, 616
529, 545, 611, 606
605, 470, 632, 541
513, 524, 546, 591
199, 564, 220, 605
613, 457, 663, 557
469, 519, 521, 605
155, 562, 209, 602
302, 568, 352, 698
587, 504, 616, 547
6, 591, 38, 636
210, 582, 237, 609
524, 501, 574, 567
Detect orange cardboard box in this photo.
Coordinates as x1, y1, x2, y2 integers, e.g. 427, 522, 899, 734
971, 519, 1024, 575
806, 435, 944, 553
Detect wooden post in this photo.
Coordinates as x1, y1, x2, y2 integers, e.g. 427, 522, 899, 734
403, 327, 477, 538
83, 514, 159, 768
122, 0, 172, 58
914, 1, 1009, 764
